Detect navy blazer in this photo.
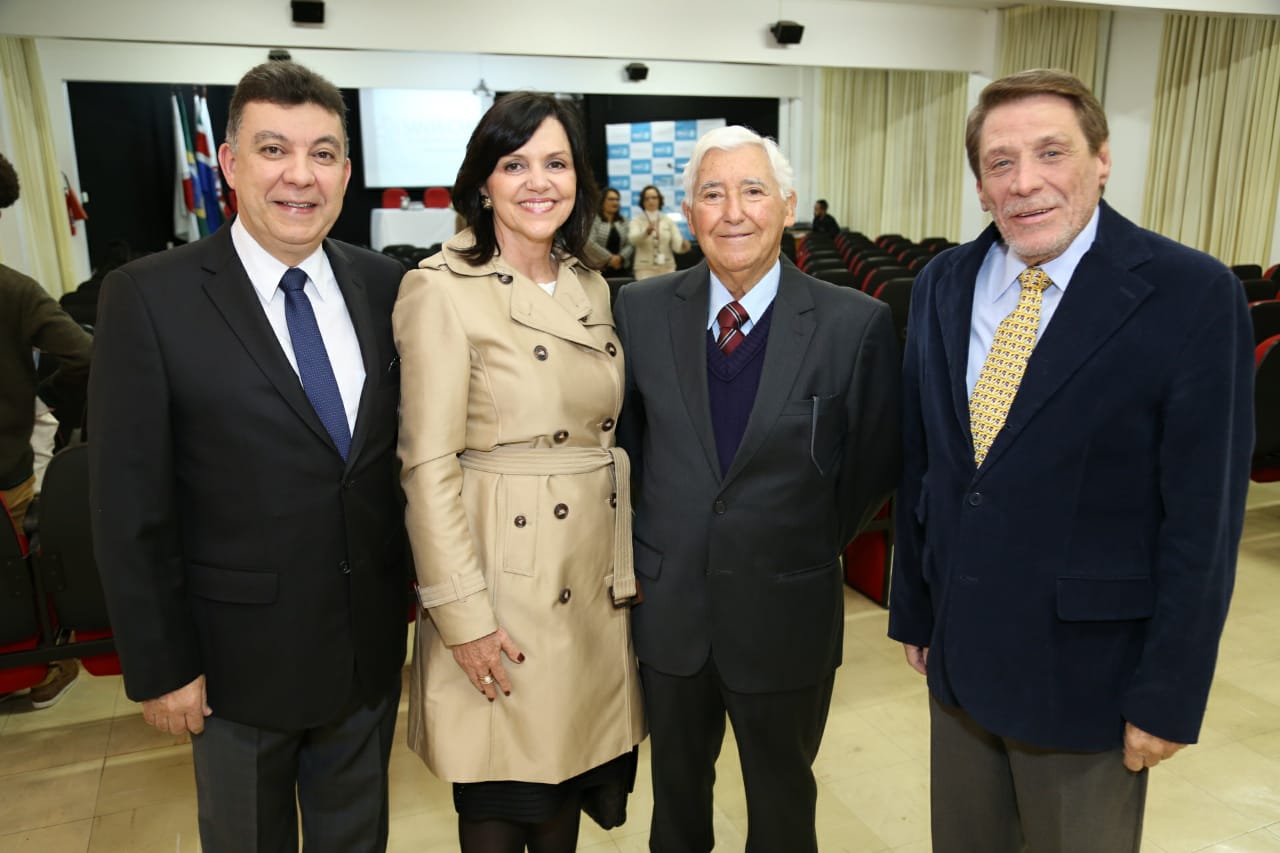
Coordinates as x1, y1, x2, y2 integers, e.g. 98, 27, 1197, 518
89, 225, 408, 731
888, 202, 1254, 751
616, 258, 900, 693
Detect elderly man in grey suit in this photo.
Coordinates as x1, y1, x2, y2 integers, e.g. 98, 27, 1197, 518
614, 126, 901, 853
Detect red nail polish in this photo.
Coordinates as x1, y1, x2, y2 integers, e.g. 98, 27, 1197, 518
517, 653, 526, 663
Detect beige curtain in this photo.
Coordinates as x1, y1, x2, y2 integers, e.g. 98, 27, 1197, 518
1142, 14, 1280, 266
0, 37, 78, 294
999, 5, 1112, 98
817, 68, 967, 240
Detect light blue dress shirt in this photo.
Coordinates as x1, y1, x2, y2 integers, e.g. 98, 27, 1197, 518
705, 260, 782, 334
966, 206, 1102, 396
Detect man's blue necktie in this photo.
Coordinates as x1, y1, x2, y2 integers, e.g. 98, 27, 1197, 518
279, 267, 351, 460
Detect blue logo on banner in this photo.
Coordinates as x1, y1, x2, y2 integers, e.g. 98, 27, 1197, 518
675, 190, 686, 207
632, 159, 652, 174
654, 174, 674, 190
607, 144, 630, 159
610, 176, 631, 190
675, 121, 697, 140
631, 123, 652, 142
675, 157, 690, 176
653, 141, 675, 158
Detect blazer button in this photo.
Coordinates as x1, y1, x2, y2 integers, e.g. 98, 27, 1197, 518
553, 430, 569, 443
609, 492, 617, 508
601, 417, 615, 431
554, 503, 569, 519
967, 492, 983, 507
559, 588, 572, 604
533, 345, 548, 361
498, 274, 513, 284
712, 499, 727, 514
339, 560, 350, 574
605, 342, 618, 357
514, 515, 527, 528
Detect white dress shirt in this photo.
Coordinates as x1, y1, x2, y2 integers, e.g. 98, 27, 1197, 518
231, 218, 365, 433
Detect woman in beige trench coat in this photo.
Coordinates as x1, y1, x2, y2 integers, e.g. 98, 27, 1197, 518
393, 93, 644, 852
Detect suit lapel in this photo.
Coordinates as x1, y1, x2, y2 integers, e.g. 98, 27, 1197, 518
200, 229, 337, 453
669, 263, 721, 481
722, 263, 816, 488
976, 204, 1155, 474
326, 239, 381, 471
937, 225, 998, 448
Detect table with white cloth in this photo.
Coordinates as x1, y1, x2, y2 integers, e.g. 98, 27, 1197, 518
370, 208, 457, 251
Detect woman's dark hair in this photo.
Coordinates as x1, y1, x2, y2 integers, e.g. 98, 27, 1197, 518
452, 92, 599, 266
639, 185, 664, 209
598, 186, 624, 222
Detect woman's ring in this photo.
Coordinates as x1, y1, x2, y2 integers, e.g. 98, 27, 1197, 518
480, 674, 494, 685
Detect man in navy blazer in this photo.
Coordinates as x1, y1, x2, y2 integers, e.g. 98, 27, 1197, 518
889, 69, 1253, 851
616, 127, 900, 852
90, 62, 407, 852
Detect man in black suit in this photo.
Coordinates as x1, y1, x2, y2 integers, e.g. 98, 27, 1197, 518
614, 126, 900, 853
810, 198, 840, 236
89, 61, 408, 853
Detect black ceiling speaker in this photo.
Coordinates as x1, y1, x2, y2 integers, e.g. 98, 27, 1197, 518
291, 1, 325, 24
625, 63, 649, 82
268, 48, 292, 62
770, 20, 804, 45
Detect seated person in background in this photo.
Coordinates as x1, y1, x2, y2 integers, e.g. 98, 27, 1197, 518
629, 185, 689, 280
585, 187, 633, 273
811, 199, 840, 236
60, 239, 134, 328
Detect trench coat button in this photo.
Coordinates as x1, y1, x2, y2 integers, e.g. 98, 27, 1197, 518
609, 492, 617, 508
553, 430, 569, 443
967, 492, 983, 507
605, 342, 618, 357
712, 499, 727, 514
514, 515, 527, 528
339, 560, 350, 574
498, 274, 513, 284
533, 345, 548, 361
601, 417, 615, 431
554, 503, 569, 519
559, 588, 572, 603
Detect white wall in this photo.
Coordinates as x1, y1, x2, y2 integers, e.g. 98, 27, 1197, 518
0, 0, 998, 74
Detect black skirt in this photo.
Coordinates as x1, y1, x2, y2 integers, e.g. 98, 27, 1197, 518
453, 747, 638, 824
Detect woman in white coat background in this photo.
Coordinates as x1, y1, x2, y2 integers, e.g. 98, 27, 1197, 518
628, 184, 689, 279
393, 92, 644, 853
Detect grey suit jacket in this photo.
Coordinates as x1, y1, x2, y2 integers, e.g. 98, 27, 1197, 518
614, 258, 901, 693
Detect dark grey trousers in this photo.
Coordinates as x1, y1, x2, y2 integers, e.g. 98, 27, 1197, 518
641, 660, 835, 853
191, 680, 401, 853
929, 694, 1146, 853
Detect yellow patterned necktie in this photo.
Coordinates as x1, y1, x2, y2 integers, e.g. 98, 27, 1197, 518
970, 266, 1052, 466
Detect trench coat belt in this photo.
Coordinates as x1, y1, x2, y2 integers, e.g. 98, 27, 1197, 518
457, 445, 637, 605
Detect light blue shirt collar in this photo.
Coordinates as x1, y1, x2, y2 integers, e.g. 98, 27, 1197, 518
985, 205, 1101, 303
706, 260, 782, 334
232, 217, 336, 304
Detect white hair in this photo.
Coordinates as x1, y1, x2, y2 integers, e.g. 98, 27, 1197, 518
680, 125, 795, 202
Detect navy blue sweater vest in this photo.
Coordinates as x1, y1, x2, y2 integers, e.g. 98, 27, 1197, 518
707, 304, 775, 476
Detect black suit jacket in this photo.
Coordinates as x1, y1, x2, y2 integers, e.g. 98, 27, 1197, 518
888, 203, 1254, 750
614, 258, 900, 693
89, 225, 408, 731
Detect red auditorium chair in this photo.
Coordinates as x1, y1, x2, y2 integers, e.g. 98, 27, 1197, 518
423, 187, 452, 208
381, 187, 409, 208
844, 500, 893, 606
1253, 334, 1280, 483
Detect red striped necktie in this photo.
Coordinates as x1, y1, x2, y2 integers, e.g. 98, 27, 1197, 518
716, 301, 749, 355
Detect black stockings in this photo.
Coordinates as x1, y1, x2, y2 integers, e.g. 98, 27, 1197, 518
457, 796, 581, 853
